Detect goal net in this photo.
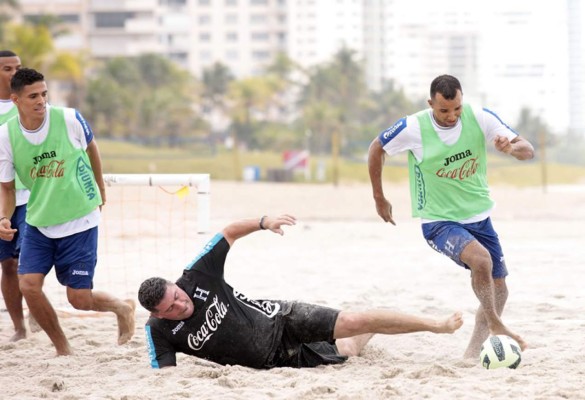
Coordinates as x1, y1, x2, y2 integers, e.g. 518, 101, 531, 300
30, 173, 211, 310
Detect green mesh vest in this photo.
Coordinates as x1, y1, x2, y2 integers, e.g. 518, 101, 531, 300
7, 107, 102, 226
407, 104, 493, 220
0, 106, 26, 190
0, 105, 18, 125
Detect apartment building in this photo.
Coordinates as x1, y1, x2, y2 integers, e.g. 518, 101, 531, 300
12, 0, 579, 134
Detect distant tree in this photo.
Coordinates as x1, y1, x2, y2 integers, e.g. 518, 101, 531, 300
201, 62, 234, 137
226, 76, 279, 148
202, 62, 233, 112
3, 19, 86, 108
513, 107, 552, 151
84, 54, 206, 145
0, 0, 19, 41
298, 47, 368, 155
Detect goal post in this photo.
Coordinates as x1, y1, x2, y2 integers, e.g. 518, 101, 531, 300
103, 173, 211, 233
17, 173, 213, 310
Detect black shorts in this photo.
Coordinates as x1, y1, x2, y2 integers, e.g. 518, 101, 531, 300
268, 302, 348, 368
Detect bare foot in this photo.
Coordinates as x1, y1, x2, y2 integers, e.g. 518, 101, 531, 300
117, 299, 136, 345
29, 313, 42, 333
436, 312, 464, 333
9, 329, 26, 342
56, 344, 74, 356
491, 326, 528, 351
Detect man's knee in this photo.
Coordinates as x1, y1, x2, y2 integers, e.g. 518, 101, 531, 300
18, 274, 44, 297
67, 289, 93, 310
461, 241, 492, 273
334, 312, 364, 338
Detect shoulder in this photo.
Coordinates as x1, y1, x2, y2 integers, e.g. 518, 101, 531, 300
467, 105, 517, 142
378, 114, 421, 146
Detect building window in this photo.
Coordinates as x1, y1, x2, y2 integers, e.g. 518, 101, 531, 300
159, 0, 187, 5
251, 32, 269, 41
252, 50, 270, 60
250, 14, 267, 24
199, 15, 211, 24
226, 50, 239, 61
199, 32, 211, 41
250, 0, 268, 4
226, 32, 238, 41
225, 13, 238, 23
94, 12, 134, 28
225, 0, 237, 5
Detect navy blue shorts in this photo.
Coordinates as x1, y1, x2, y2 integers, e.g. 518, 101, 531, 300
18, 224, 98, 289
0, 205, 27, 262
421, 217, 508, 278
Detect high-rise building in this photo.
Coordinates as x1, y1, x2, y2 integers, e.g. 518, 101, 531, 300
567, 0, 585, 137
11, 0, 576, 134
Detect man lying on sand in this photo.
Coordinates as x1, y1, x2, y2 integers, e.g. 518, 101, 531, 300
138, 214, 463, 369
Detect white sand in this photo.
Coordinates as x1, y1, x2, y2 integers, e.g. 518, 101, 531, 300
1, 181, 584, 400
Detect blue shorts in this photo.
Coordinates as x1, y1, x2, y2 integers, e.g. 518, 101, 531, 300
18, 224, 98, 289
0, 205, 27, 262
421, 217, 508, 278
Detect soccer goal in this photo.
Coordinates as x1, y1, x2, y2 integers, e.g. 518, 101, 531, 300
41, 173, 212, 309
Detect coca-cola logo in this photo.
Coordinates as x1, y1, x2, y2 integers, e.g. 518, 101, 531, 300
187, 295, 229, 351
436, 157, 479, 180
29, 159, 65, 179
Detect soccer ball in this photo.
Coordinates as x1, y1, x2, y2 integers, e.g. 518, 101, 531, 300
480, 335, 522, 369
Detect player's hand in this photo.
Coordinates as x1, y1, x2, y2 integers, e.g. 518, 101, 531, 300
263, 214, 296, 235
494, 135, 513, 155
375, 197, 396, 225
0, 218, 17, 241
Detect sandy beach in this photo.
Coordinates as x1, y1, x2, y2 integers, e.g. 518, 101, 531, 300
1, 181, 584, 400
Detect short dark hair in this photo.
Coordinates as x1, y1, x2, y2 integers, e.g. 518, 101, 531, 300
138, 277, 171, 313
430, 75, 462, 100
11, 68, 44, 94
0, 50, 18, 58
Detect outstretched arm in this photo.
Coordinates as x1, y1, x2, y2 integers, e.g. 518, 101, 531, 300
494, 135, 534, 160
368, 138, 395, 225
222, 214, 297, 246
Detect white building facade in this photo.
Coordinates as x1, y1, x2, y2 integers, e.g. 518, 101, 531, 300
12, 0, 580, 135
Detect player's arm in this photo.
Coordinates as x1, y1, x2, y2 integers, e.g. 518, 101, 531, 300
222, 215, 297, 246
86, 139, 106, 206
494, 135, 534, 161
479, 107, 535, 161
368, 138, 396, 225
0, 129, 17, 240
74, 109, 106, 207
145, 325, 177, 368
0, 180, 17, 241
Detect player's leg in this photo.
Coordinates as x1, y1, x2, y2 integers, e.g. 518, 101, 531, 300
333, 309, 463, 339
1, 256, 26, 341
18, 224, 72, 355
464, 277, 508, 358
66, 287, 136, 345
459, 218, 526, 356
335, 333, 374, 357
19, 272, 72, 355
58, 227, 135, 345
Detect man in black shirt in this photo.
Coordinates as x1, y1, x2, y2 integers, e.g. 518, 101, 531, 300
138, 214, 464, 369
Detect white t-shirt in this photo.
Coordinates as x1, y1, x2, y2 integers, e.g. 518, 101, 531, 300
0, 105, 100, 238
377, 105, 518, 223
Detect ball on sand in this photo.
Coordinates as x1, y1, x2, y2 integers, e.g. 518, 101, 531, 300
480, 335, 522, 369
